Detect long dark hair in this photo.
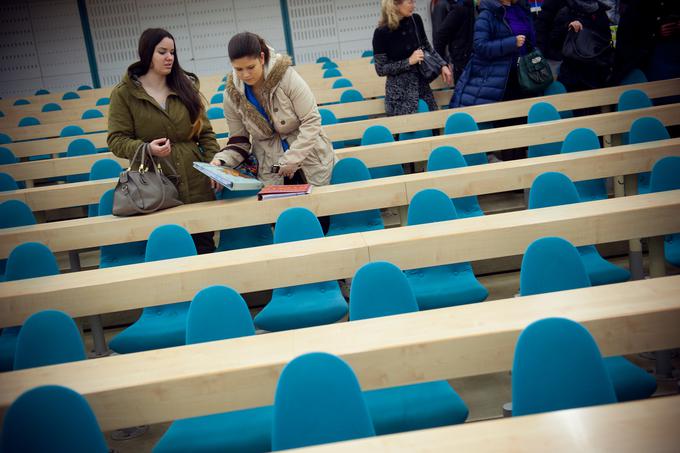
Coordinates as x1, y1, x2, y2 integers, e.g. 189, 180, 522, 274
131, 28, 204, 135
228, 32, 271, 64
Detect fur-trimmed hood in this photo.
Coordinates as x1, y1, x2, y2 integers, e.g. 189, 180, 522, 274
226, 50, 293, 136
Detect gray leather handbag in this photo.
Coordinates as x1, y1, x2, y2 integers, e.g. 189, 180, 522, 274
112, 143, 183, 216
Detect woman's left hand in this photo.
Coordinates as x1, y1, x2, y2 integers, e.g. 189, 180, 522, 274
441, 65, 453, 86
277, 163, 298, 179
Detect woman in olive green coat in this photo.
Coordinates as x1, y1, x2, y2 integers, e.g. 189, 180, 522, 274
107, 28, 219, 253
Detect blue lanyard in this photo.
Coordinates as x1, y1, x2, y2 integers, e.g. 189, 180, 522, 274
244, 84, 289, 152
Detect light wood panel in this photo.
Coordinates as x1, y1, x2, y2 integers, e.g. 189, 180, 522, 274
1, 137, 677, 219
0, 276, 677, 430
297, 396, 680, 452
0, 191, 678, 326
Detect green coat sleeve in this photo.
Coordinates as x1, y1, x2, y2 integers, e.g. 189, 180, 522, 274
107, 86, 145, 160
196, 109, 219, 162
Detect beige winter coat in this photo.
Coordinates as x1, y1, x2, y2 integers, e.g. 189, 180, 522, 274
214, 52, 335, 186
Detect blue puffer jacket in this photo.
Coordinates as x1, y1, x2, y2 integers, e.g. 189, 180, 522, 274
450, 0, 527, 107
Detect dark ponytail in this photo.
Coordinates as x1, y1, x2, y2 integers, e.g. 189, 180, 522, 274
132, 28, 205, 137
228, 32, 270, 64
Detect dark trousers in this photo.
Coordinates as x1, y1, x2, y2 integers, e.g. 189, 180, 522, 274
192, 231, 216, 255
285, 170, 330, 235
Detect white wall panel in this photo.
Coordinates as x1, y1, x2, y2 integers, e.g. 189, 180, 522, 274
0, 0, 91, 98
288, 0, 432, 64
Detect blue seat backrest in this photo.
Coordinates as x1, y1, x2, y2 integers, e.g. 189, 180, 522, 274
67, 138, 97, 157
0, 173, 19, 191
1, 385, 109, 453
649, 156, 680, 193
617, 89, 652, 111
629, 117, 670, 144
330, 157, 371, 184
561, 128, 600, 153
528, 171, 581, 208
340, 89, 364, 103
349, 261, 418, 320
18, 117, 40, 127
332, 78, 352, 89
0, 200, 36, 229
519, 236, 591, 296
0, 147, 17, 164
323, 68, 342, 78
145, 224, 197, 262
41, 102, 62, 112
361, 125, 393, 145
81, 109, 104, 119
210, 93, 224, 104
322, 61, 339, 70
13, 99, 30, 106
316, 56, 332, 63
319, 108, 338, 125
0, 134, 11, 145
619, 69, 647, 85
5, 242, 59, 281
426, 145, 467, 171
272, 352, 375, 450
14, 310, 86, 370
361, 50, 374, 57
408, 188, 458, 225
207, 106, 224, 120
77, 85, 93, 90
274, 207, 324, 244
89, 158, 123, 180
186, 285, 255, 344
62, 91, 80, 100
60, 125, 85, 137
34, 89, 50, 95
512, 317, 617, 416
95, 97, 110, 106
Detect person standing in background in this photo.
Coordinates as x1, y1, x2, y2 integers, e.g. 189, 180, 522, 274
435, 0, 477, 83
430, 0, 458, 39
373, 0, 453, 116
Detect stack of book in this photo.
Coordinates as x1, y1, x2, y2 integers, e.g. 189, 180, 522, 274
258, 184, 312, 200
193, 162, 264, 191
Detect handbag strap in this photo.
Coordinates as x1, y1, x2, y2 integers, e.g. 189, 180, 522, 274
411, 16, 423, 49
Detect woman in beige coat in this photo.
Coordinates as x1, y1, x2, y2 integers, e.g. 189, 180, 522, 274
211, 32, 335, 191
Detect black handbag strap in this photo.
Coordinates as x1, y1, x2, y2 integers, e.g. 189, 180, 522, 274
411, 16, 423, 49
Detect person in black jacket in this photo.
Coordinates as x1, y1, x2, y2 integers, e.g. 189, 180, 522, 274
554, 0, 613, 91
373, 0, 453, 116
612, 0, 680, 84
430, 0, 458, 39
534, 0, 568, 75
434, 0, 477, 82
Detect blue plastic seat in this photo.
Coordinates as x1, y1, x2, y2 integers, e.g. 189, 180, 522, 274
214, 189, 272, 251
361, 125, 404, 179
154, 285, 273, 453
14, 310, 85, 370
350, 261, 469, 434
0, 199, 36, 229
620, 68, 647, 85
217, 83, 226, 92
361, 50, 374, 57
331, 77, 352, 88
543, 81, 573, 118
96, 189, 147, 268
398, 99, 433, 141
66, 138, 97, 183
339, 89, 368, 135
109, 224, 196, 353
319, 108, 345, 149
316, 56, 332, 64
426, 146, 484, 218
444, 112, 487, 166
13, 99, 30, 106
254, 208, 348, 332
649, 156, 680, 267
0, 241, 58, 372
77, 85, 93, 90
87, 159, 123, 217
207, 106, 224, 120
272, 352, 375, 450
0, 133, 10, 144
0, 147, 16, 164
41, 102, 62, 112
81, 108, 104, 119
322, 61, 339, 70
617, 90, 653, 144
512, 317, 617, 416
1, 385, 109, 453
323, 68, 342, 79
61, 125, 85, 137
560, 128, 608, 201
34, 88, 50, 95
327, 158, 384, 236
519, 236, 656, 403
629, 117, 670, 194
18, 116, 40, 127
210, 92, 224, 104
95, 97, 110, 106
221, 75, 227, 82
405, 189, 488, 309
528, 172, 630, 286
62, 91, 80, 100
0, 173, 19, 191
527, 102, 562, 158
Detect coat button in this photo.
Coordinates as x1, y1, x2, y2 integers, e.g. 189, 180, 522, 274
280, 120, 285, 125
273, 107, 278, 112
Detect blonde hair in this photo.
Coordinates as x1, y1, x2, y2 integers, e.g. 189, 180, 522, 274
379, 0, 406, 31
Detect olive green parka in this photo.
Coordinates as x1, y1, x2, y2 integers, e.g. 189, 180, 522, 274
107, 68, 219, 204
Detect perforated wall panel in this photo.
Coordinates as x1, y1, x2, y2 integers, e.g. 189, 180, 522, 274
87, 0, 286, 89
0, 0, 91, 98
288, 0, 433, 64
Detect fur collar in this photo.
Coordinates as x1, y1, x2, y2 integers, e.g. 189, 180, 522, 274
226, 53, 292, 136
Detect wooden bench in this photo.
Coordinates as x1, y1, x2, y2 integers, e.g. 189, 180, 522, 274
1, 136, 677, 223
0, 275, 677, 430
1, 102, 677, 185
0, 190, 678, 325
299, 395, 680, 452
